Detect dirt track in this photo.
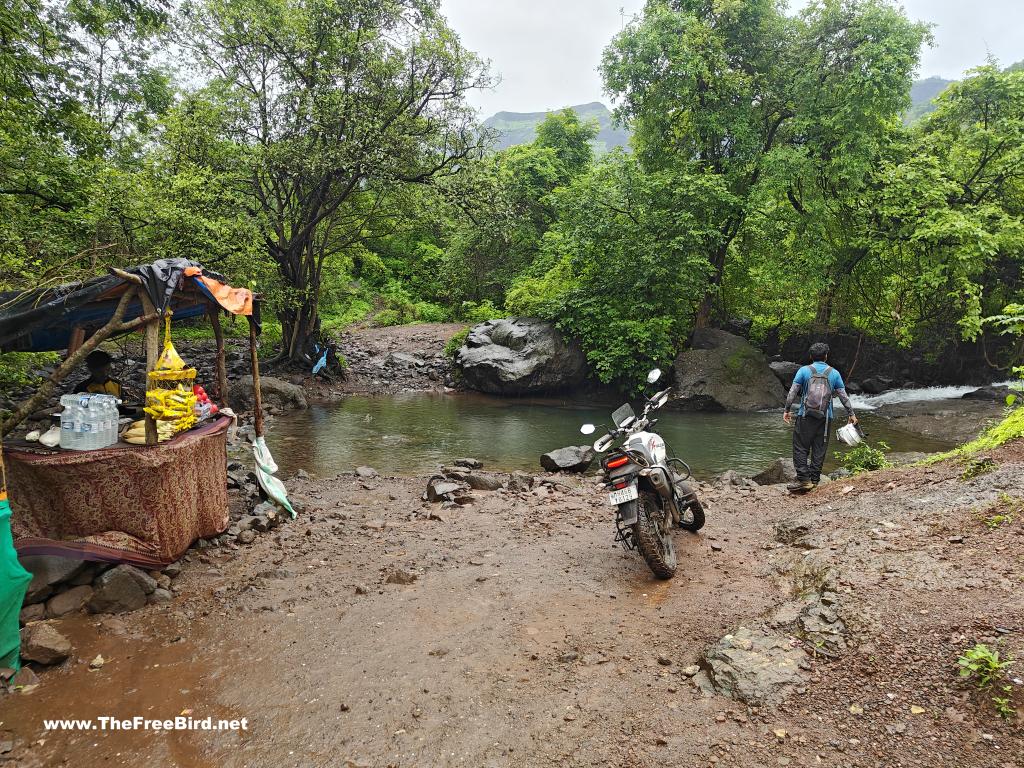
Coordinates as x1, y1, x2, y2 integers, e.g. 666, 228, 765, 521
4, 445, 1023, 767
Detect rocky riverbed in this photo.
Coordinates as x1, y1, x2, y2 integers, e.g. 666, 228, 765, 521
4, 441, 1022, 767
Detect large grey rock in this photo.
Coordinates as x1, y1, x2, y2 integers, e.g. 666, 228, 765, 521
228, 375, 308, 411
752, 458, 798, 486
19, 623, 72, 665
770, 361, 802, 387
540, 446, 595, 473
455, 318, 588, 395
673, 329, 785, 411
87, 565, 149, 614
859, 376, 894, 395
962, 385, 1014, 401
426, 478, 466, 503
698, 626, 808, 705
20, 555, 87, 605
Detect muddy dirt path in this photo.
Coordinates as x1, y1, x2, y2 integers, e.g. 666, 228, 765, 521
4, 448, 1023, 767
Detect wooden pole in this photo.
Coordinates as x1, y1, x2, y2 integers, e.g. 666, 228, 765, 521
1, 291, 158, 437
67, 326, 86, 357
209, 307, 229, 408
248, 316, 264, 437
137, 289, 160, 446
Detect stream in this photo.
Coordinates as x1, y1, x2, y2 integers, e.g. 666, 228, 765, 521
263, 387, 967, 479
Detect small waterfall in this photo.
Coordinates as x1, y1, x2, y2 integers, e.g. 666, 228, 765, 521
850, 381, 1021, 411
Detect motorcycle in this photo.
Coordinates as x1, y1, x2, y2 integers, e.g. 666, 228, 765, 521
580, 368, 705, 579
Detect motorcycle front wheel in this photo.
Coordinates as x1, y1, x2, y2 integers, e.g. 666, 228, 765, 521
632, 489, 677, 580
678, 497, 706, 532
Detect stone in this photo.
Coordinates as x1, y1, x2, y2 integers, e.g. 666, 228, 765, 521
19, 555, 87, 605
716, 470, 748, 487
19, 623, 72, 665
228, 375, 308, 411
121, 565, 157, 595
453, 458, 483, 469
386, 352, 425, 369
385, 568, 418, 585
87, 565, 149, 614
237, 529, 257, 544
426, 478, 465, 502
540, 445, 595, 473
163, 561, 183, 578
355, 466, 379, 479
672, 329, 786, 411
45, 585, 93, 618
455, 317, 588, 395
19, 603, 46, 625
699, 626, 808, 705
753, 458, 798, 486
770, 361, 802, 387
962, 385, 1014, 401
507, 472, 535, 493
463, 474, 503, 491
859, 376, 894, 395
148, 588, 173, 605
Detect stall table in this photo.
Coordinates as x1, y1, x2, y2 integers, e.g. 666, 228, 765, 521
5, 417, 231, 568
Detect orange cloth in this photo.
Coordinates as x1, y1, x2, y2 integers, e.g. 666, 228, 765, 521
183, 267, 253, 316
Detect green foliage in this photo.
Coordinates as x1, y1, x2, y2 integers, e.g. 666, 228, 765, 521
0, 352, 61, 391
836, 441, 892, 474
960, 456, 997, 481
982, 494, 1020, 529
456, 301, 501, 323
443, 328, 470, 360
957, 643, 1017, 719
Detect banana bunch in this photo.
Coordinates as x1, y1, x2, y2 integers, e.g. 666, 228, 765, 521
144, 383, 198, 434
122, 419, 174, 445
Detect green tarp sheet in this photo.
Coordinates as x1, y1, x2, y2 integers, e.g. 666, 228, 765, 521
1, 499, 32, 670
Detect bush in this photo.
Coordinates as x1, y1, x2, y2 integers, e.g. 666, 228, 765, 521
371, 308, 403, 327
836, 441, 891, 474
443, 328, 470, 359
413, 301, 449, 323
456, 300, 501, 323
957, 643, 1017, 719
0, 351, 61, 391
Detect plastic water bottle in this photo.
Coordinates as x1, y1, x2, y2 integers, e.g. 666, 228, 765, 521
59, 395, 78, 449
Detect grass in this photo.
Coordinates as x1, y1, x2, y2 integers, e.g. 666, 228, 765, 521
926, 406, 1024, 464
960, 455, 998, 481
982, 493, 1021, 528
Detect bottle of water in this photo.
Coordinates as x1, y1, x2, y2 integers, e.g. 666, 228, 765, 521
78, 395, 94, 450
59, 395, 79, 449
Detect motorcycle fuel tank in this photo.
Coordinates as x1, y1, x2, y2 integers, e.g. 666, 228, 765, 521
625, 431, 667, 464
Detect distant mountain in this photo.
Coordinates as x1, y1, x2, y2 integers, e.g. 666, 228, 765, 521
482, 102, 630, 154
906, 76, 955, 123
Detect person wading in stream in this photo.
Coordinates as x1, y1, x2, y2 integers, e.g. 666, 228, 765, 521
783, 342, 858, 492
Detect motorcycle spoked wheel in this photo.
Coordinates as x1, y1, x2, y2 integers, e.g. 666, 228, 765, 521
632, 489, 678, 580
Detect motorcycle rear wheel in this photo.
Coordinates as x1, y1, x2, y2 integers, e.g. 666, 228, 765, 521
632, 489, 677, 580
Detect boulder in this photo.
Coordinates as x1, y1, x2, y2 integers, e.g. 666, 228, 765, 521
540, 446, 595, 473
769, 361, 802, 387
87, 565, 149, 614
962, 385, 1014, 401
444, 470, 503, 491
507, 472, 535, 493
673, 329, 785, 411
455, 318, 588, 395
752, 458, 798, 486
19, 603, 46, 625
859, 376, 894, 395
354, 466, 379, 479
19, 555, 87, 605
698, 626, 808, 705
19, 623, 72, 665
45, 585, 93, 618
453, 458, 483, 470
228, 375, 308, 411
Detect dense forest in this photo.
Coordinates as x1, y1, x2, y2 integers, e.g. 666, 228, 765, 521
2, 0, 1023, 390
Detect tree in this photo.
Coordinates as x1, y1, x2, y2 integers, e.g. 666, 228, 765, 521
602, 0, 929, 328
180, 0, 489, 361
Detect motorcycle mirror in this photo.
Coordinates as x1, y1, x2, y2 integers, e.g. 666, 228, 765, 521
580, 423, 596, 435
647, 368, 662, 384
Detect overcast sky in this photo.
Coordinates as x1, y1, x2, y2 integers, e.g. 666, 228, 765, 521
440, 0, 1024, 117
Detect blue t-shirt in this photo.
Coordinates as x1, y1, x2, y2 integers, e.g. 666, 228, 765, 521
792, 362, 846, 418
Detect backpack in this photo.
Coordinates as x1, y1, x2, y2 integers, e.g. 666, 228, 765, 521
801, 365, 834, 420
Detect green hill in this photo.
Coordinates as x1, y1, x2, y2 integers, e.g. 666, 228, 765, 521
906, 76, 955, 123
482, 102, 630, 154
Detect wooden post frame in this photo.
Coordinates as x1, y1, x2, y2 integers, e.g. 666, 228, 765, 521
209, 307, 229, 408
1, 291, 159, 437
248, 316, 264, 438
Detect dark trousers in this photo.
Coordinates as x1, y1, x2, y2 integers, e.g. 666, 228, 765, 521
793, 415, 829, 482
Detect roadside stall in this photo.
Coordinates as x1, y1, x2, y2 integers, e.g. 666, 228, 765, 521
0, 259, 268, 568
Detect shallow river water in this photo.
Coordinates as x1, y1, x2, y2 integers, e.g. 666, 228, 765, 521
264, 390, 956, 479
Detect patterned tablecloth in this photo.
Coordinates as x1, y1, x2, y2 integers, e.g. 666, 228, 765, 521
4, 417, 231, 567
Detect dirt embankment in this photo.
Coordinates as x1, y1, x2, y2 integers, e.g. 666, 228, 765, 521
4, 441, 1023, 767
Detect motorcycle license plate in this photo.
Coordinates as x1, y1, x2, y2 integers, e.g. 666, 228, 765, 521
608, 484, 639, 505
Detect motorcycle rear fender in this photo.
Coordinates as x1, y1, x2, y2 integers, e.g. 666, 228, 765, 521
616, 499, 638, 526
